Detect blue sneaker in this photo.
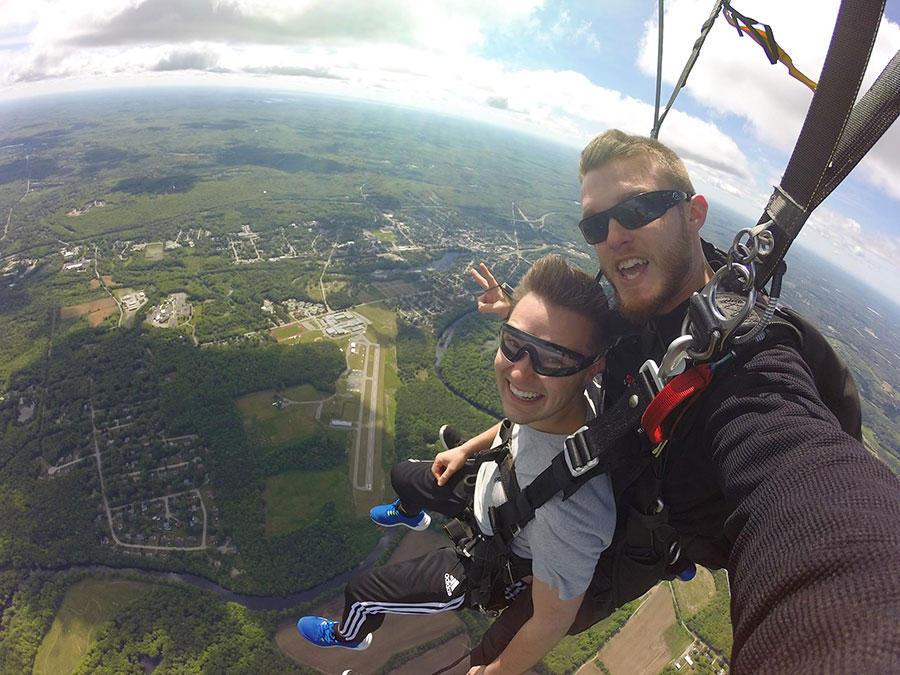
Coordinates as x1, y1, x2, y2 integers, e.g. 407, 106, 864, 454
297, 616, 372, 650
370, 499, 431, 530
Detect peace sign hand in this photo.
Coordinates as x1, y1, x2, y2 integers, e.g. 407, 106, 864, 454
470, 263, 511, 319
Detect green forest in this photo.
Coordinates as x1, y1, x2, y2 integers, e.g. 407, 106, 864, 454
0, 571, 311, 675
438, 311, 504, 417
0, 319, 378, 594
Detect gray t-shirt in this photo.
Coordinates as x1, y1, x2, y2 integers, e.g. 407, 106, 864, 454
473, 382, 616, 601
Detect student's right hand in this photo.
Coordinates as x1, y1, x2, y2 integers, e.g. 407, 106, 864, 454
470, 263, 511, 319
432, 447, 469, 487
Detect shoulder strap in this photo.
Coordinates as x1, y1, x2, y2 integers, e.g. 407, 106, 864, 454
489, 379, 656, 546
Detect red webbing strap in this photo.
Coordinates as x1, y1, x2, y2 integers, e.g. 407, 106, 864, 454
642, 365, 713, 444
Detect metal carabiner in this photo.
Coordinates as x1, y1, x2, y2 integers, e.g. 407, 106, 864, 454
658, 335, 694, 382
684, 262, 758, 361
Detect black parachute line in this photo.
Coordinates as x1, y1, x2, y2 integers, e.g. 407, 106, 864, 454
651, 0, 725, 139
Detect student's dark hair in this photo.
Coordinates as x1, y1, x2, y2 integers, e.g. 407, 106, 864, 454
512, 254, 608, 353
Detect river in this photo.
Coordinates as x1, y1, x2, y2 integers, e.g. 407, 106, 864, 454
24, 530, 399, 612
434, 309, 501, 420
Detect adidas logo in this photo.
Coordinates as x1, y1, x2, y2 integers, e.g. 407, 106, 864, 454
444, 573, 460, 596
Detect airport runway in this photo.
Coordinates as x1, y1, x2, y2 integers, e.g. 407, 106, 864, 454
351, 336, 380, 491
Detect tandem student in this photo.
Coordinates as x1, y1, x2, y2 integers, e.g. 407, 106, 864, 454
297, 254, 616, 675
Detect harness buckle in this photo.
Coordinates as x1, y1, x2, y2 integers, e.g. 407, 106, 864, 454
637, 359, 664, 400
564, 425, 599, 478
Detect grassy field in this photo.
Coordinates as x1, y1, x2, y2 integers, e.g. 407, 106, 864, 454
298, 329, 323, 343
356, 302, 398, 341
380, 342, 401, 498
370, 229, 396, 243
662, 621, 693, 657
33, 579, 152, 675
144, 242, 164, 261
263, 466, 352, 536
672, 565, 716, 616
236, 390, 322, 445
321, 394, 359, 422
271, 323, 305, 341
281, 383, 328, 402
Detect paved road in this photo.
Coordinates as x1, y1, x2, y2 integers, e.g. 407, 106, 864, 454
88, 397, 208, 552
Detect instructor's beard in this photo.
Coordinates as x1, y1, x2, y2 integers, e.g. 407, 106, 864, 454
612, 227, 694, 325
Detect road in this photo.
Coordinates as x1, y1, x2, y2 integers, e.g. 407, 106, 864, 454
93, 244, 124, 327
88, 396, 208, 552
351, 336, 380, 491
319, 243, 337, 312
1, 155, 28, 243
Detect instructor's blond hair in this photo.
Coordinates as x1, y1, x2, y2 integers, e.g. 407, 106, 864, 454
578, 129, 694, 195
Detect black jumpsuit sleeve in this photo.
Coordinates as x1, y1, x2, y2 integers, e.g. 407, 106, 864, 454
698, 340, 900, 673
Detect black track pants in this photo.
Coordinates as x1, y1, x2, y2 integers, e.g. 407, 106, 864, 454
338, 545, 469, 641
390, 458, 475, 518
336, 460, 476, 641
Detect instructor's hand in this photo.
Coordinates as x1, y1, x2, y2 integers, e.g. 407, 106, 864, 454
470, 263, 510, 319
431, 447, 468, 487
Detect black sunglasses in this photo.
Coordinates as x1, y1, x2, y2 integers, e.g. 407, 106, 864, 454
578, 190, 690, 245
498, 323, 599, 377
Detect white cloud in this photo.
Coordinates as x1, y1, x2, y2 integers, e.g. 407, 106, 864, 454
1, 8, 754, 188
637, 0, 900, 199
3, 0, 894, 241
804, 206, 900, 266
20, 0, 541, 54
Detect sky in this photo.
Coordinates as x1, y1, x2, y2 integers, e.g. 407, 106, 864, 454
1, 0, 899, 302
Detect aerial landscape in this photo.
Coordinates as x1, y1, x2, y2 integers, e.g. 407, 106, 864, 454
1, 2, 900, 674
0, 86, 897, 675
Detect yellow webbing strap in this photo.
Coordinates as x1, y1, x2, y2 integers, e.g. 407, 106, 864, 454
723, 3, 818, 92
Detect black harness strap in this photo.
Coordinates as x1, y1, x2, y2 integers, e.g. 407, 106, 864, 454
757, 0, 891, 288
488, 376, 658, 551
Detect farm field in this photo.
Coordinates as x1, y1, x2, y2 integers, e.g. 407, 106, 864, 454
391, 635, 471, 675
593, 584, 679, 675
59, 298, 119, 327
32, 579, 153, 675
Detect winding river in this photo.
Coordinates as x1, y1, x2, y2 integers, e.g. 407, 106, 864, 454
434, 310, 502, 420
22, 530, 398, 612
